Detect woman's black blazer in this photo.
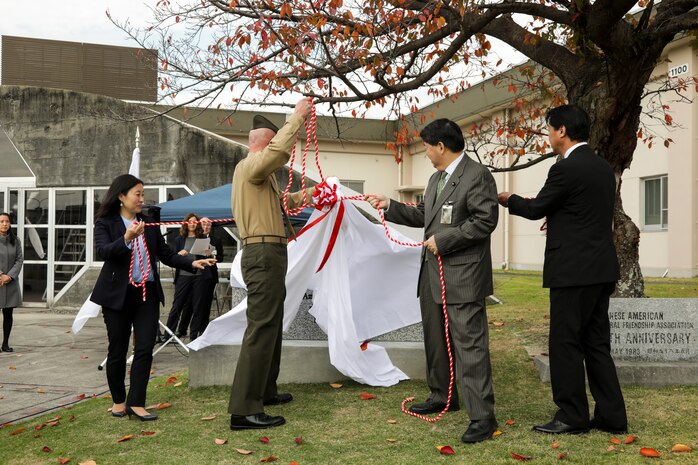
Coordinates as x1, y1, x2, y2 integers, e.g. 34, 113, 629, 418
90, 214, 194, 310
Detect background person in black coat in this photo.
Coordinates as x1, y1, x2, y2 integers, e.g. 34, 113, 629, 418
498, 105, 627, 435
91, 175, 215, 421
189, 217, 224, 340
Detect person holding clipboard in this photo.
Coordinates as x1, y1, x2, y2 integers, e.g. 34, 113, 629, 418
165, 213, 208, 339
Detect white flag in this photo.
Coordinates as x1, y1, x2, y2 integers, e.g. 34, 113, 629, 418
129, 147, 140, 178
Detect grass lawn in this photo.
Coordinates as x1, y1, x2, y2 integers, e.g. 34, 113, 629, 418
1, 272, 696, 464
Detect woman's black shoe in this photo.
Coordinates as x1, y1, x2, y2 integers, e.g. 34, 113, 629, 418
1, 345, 13, 352
111, 409, 127, 418
125, 406, 159, 421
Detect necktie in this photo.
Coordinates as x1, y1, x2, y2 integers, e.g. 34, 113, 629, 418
436, 171, 448, 197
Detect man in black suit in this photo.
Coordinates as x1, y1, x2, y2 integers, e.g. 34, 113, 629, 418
498, 105, 627, 435
189, 217, 224, 339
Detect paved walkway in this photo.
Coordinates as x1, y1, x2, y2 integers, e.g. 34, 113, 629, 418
0, 308, 188, 425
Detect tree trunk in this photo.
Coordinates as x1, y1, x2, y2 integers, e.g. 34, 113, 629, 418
612, 178, 646, 297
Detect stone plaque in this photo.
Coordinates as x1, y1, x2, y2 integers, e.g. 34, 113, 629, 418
609, 298, 697, 362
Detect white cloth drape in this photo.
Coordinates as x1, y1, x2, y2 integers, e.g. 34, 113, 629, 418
188, 196, 422, 386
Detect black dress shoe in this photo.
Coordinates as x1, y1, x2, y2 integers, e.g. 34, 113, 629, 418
461, 418, 499, 443
263, 393, 293, 406
590, 417, 627, 434
408, 398, 460, 415
1, 345, 13, 352
230, 413, 286, 430
532, 419, 589, 434
111, 409, 126, 418
125, 406, 158, 421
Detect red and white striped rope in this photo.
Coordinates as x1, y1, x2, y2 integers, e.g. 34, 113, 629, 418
128, 233, 152, 301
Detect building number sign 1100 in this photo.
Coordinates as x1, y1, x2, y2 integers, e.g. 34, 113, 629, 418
668, 63, 689, 78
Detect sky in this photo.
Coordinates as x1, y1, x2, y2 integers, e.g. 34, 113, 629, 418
1, 0, 152, 48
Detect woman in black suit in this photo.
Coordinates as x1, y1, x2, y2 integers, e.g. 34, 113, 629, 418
91, 174, 215, 421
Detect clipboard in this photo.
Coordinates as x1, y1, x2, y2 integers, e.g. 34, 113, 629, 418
188, 238, 211, 255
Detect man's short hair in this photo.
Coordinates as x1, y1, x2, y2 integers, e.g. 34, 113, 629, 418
419, 119, 465, 153
545, 105, 590, 142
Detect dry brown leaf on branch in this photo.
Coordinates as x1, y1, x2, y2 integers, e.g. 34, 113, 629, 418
640, 447, 661, 457
358, 392, 376, 400
671, 444, 692, 453
260, 454, 278, 462
235, 449, 253, 455
116, 434, 135, 443
511, 452, 532, 461
436, 445, 455, 455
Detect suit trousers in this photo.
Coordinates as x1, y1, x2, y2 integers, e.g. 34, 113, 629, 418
549, 283, 627, 428
166, 274, 204, 336
228, 243, 287, 416
190, 276, 216, 335
419, 272, 495, 420
102, 282, 159, 407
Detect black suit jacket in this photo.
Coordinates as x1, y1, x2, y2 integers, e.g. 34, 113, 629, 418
508, 145, 620, 288
90, 214, 195, 310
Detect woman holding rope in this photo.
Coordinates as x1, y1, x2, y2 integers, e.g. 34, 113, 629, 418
91, 174, 215, 421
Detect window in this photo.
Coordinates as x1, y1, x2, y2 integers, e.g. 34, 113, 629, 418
643, 175, 668, 230
339, 179, 364, 194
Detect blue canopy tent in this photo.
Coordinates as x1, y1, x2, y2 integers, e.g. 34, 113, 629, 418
157, 183, 314, 225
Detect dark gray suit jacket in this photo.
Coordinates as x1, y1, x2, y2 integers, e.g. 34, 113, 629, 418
386, 156, 498, 304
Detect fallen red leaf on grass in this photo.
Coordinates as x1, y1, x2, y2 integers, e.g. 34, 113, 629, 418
35, 423, 47, 431
358, 392, 376, 400
214, 438, 227, 445
295, 435, 303, 445
68, 416, 76, 422
33, 433, 41, 438
505, 419, 515, 425
42, 446, 52, 453
511, 452, 532, 461
47, 417, 62, 423
289, 462, 299, 465
164, 376, 177, 386
329, 383, 343, 389
78, 461, 98, 465
558, 453, 568, 460
260, 454, 278, 462
436, 445, 455, 455
201, 415, 217, 421
10, 427, 25, 435
59, 458, 71, 464
155, 403, 172, 409
140, 431, 156, 436
387, 419, 397, 424
671, 444, 692, 453
490, 320, 505, 326
116, 434, 135, 443
48, 421, 60, 427
552, 443, 559, 449
610, 438, 621, 445
640, 448, 661, 457
37, 389, 46, 394
235, 449, 253, 455
623, 435, 637, 444
607, 445, 616, 452
259, 436, 270, 444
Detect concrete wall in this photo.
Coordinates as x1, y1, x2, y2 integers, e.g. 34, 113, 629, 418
0, 85, 247, 191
